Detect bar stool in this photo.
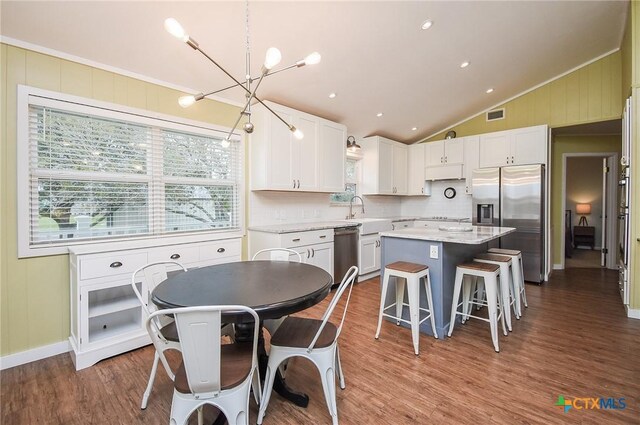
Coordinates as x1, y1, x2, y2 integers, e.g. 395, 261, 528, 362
474, 253, 516, 331
448, 261, 507, 352
375, 261, 438, 355
489, 248, 528, 317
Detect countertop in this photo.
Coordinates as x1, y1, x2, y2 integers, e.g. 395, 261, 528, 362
248, 221, 360, 234
386, 216, 471, 222
380, 226, 515, 244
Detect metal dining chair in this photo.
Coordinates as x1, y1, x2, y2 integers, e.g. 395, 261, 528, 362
131, 261, 187, 410
257, 266, 359, 425
251, 248, 303, 262
146, 305, 261, 425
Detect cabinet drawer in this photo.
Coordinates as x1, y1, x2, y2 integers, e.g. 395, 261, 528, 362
80, 252, 149, 281
149, 245, 200, 265
280, 229, 334, 247
199, 239, 242, 262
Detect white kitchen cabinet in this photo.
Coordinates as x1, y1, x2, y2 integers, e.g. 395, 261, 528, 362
407, 144, 431, 196
249, 229, 335, 279
69, 238, 242, 370
250, 101, 346, 192
359, 234, 381, 275
479, 125, 547, 168
463, 135, 480, 194
361, 136, 408, 195
318, 119, 347, 193
424, 138, 464, 166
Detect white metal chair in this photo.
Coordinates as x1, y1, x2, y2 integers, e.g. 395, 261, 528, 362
132, 261, 187, 410
252, 248, 303, 262
257, 266, 359, 425
146, 305, 261, 425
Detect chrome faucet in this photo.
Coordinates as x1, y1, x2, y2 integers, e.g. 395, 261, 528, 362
348, 195, 365, 219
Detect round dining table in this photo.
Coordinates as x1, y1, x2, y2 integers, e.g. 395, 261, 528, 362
151, 260, 334, 411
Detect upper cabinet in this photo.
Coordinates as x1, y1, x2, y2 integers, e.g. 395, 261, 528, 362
463, 135, 480, 194
361, 136, 408, 195
479, 125, 547, 168
407, 144, 431, 196
250, 101, 346, 192
424, 138, 464, 166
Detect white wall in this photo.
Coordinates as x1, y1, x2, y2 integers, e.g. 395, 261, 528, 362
401, 180, 472, 219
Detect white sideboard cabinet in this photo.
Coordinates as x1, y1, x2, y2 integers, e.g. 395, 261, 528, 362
69, 237, 241, 370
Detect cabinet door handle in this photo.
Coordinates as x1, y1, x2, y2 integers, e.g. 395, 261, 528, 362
306, 249, 310, 258
311, 248, 315, 257
319, 235, 326, 239
511, 156, 514, 163
506, 156, 510, 164
217, 247, 226, 253
109, 261, 123, 268
297, 180, 300, 188
170, 253, 181, 259
293, 179, 296, 189
421, 187, 424, 194
292, 238, 301, 242
445, 156, 447, 163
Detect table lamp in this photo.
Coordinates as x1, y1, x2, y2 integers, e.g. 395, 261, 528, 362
576, 203, 591, 226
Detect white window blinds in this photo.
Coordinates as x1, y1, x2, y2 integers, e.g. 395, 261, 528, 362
21, 90, 242, 255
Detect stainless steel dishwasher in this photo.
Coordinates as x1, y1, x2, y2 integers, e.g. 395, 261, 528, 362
334, 226, 359, 287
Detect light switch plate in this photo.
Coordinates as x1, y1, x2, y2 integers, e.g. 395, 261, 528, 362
430, 245, 439, 259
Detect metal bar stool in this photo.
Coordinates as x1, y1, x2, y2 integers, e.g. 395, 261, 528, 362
474, 253, 516, 331
375, 261, 438, 355
489, 248, 528, 316
448, 261, 507, 352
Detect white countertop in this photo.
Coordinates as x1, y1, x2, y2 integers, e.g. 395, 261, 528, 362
386, 216, 471, 222
380, 226, 515, 244
248, 221, 359, 234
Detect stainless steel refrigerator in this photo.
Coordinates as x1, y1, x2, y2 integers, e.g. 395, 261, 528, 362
472, 164, 545, 283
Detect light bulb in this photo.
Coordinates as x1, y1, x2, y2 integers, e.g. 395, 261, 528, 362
263, 47, 282, 70
304, 52, 322, 65
291, 127, 304, 140
178, 95, 196, 108
164, 18, 189, 42
221, 138, 231, 148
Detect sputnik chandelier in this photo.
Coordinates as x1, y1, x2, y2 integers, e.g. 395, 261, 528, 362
164, 1, 321, 147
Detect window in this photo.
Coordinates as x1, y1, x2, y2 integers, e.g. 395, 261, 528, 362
330, 159, 358, 203
18, 86, 243, 257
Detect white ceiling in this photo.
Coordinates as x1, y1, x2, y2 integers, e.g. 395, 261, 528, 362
0, 1, 628, 143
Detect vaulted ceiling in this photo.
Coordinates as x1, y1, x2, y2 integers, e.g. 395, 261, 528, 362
0, 1, 629, 143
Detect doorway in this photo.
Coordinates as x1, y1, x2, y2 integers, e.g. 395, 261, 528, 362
564, 155, 612, 268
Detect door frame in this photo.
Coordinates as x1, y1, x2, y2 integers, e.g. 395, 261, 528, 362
560, 152, 619, 270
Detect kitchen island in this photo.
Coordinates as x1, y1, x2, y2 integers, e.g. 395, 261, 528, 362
379, 225, 515, 337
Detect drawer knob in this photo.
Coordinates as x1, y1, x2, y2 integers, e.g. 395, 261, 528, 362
217, 247, 226, 253
109, 261, 123, 268
170, 254, 181, 259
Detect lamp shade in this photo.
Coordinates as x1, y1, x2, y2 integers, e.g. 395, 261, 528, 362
576, 203, 591, 215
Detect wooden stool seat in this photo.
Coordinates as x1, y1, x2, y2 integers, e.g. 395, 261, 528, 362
475, 253, 512, 263
488, 248, 521, 256
458, 261, 500, 273
386, 261, 428, 273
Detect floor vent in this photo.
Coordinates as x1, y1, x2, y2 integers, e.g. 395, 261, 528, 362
486, 108, 505, 121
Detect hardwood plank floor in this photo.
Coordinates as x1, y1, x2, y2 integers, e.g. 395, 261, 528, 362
2, 268, 639, 424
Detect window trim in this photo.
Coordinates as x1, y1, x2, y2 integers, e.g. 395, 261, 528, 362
17, 85, 245, 258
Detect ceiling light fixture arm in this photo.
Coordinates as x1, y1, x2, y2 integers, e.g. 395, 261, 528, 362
223, 70, 268, 142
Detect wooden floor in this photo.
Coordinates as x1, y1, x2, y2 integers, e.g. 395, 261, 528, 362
2, 268, 639, 424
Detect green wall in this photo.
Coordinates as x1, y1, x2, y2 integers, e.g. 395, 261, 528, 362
0, 43, 241, 356
550, 135, 622, 266
425, 51, 623, 142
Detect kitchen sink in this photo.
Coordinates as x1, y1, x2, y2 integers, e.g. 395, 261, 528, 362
346, 218, 393, 235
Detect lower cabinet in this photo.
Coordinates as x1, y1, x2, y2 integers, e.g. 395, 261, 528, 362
359, 234, 381, 275
249, 229, 335, 279
69, 237, 242, 370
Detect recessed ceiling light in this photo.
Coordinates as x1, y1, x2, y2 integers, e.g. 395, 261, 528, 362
460, 61, 470, 68
486, 88, 494, 94
328, 92, 337, 99
376, 112, 383, 117
421, 19, 433, 30
411, 127, 418, 131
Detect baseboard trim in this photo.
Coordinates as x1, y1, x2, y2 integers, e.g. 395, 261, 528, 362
625, 306, 640, 320
553, 263, 564, 270
0, 340, 70, 370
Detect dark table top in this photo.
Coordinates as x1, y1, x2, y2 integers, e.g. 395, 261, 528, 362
152, 261, 333, 322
